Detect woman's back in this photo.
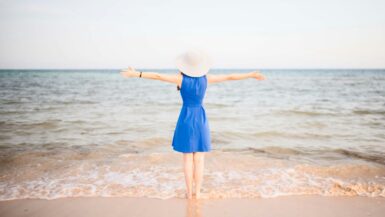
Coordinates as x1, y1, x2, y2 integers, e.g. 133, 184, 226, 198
172, 73, 211, 153
180, 73, 207, 107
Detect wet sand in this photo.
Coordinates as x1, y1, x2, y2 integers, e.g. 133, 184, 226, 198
0, 195, 384, 217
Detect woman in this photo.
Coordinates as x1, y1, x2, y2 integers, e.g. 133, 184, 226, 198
120, 50, 266, 199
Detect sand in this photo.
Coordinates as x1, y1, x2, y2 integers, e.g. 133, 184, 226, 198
0, 195, 384, 217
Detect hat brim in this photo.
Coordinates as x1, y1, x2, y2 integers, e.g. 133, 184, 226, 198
175, 53, 211, 77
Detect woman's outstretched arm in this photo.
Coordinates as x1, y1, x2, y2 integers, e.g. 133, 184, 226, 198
120, 67, 180, 85
207, 71, 266, 84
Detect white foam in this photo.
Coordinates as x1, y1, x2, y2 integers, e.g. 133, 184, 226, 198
1, 154, 384, 201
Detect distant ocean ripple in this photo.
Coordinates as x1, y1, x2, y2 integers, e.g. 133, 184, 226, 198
0, 69, 385, 200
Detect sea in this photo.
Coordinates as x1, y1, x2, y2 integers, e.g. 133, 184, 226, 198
0, 69, 384, 200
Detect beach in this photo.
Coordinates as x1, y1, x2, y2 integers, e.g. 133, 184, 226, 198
1, 196, 384, 217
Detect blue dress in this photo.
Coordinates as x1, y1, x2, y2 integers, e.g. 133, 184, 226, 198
172, 73, 211, 153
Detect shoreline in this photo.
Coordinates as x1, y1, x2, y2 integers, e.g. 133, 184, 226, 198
1, 195, 384, 217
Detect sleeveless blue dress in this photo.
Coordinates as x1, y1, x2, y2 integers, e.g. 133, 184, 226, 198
171, 73, 211, 153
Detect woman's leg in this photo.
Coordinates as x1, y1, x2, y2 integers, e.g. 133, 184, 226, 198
193, 152, 205, 199
183, 153, 194, 199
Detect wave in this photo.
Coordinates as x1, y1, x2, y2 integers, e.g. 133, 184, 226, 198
215, 130, 334, 140
0, 165, 383, 201
0, 152, 384, 201
0, 120, 62, 130
222, 146, 304, 155
221, 146, 385, 165
353, 109, 385, 115
333, 148, 385, 165
0, 100, 24, 105
273, 109, 339, 116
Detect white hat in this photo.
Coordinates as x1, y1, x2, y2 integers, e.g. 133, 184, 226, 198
175, 49, 211, 77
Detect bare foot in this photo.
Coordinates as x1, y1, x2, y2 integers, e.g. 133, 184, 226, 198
195, 192, 205, 199
185, 192, 193, 199
195, 192, 200, 199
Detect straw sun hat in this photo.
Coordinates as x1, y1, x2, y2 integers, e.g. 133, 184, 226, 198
175, 49, 212, 77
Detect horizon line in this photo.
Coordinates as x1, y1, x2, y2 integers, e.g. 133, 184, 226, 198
0, 68, 385, 71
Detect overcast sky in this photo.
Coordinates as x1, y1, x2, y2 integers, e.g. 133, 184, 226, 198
0, 0, 384, 69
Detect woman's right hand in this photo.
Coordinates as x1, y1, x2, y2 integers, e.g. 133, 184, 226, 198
120, 66, 139, 78
251, 71, 266, 80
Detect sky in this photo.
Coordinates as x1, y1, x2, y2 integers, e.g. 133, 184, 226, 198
0, 0, 384, 69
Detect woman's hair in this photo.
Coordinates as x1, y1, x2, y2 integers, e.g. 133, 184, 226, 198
177, 71, 183, 91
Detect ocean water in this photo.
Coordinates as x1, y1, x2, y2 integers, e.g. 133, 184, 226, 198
0, 69, 384, 200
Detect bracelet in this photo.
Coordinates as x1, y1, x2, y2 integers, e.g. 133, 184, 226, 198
139, 71, 142, 78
